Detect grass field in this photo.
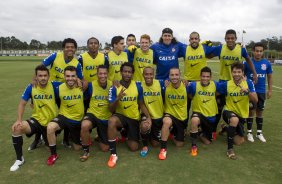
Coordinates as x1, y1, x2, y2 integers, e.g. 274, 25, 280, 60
0, 56, 282, 184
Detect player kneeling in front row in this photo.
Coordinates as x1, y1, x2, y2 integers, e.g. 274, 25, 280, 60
107, 62, 151, 168
188, 66, 222, 156
46, 66, 84, 165
80, 65, 112, 161
139, 66, 165, 157
10, 65, 58, 171
159, 68, 189, 160
219, 62, 257, 159
244, 42, 273, 142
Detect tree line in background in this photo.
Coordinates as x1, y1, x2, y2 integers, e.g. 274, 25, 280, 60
1, 36, 282, 51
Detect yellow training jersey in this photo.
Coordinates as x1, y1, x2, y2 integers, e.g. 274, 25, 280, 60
184, 44, 207, 81
191, 81, 218, 117
59, 83, 84, 121
81, 52, 105, 82
107, 51, 128, 81
49, 52, 79, 82
164, 82, 188, 121
115, 81, 140, 120
142, 79, 164, 119
87, 80, 112, 120
219, 44, 242, 80
132, 48, 153, 81
225, 80, 250, 118
31, 82, 57, 126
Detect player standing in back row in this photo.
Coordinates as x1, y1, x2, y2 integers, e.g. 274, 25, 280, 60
244, 42, 273, 142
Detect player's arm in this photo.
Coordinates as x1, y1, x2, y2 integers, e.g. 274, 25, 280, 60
42, 52, 57, 67
187, 82, 196, 99
76, 62, 88, 91
13, 85, 31, 131
206, 45, 221, 59
104, 54, 109, 69
246, 80, 258, 104
77, 55, 83, 68
267, 73, 273, 99
216, 81, 227, 96
108, 86, 125, 113
243, 48, 258, 84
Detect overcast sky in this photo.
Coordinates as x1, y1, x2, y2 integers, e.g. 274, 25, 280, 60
1, 0, 281, 46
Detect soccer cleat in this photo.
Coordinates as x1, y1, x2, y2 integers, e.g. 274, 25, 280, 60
80, 152, 90, 162
256, 134, 266, 142
10, 157, 25, 171
227, 149, 237, 160
158, 149, 167, 160
247, 133, 254, 142
28, 137, 43, 151
212, 132, 217, 140
191, 146, 198, 156
116, 136, 127, 143
47, 154, 58, 166
107, 154, 118, 168
140, 147, 149, 157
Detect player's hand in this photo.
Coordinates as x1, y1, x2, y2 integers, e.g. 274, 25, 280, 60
164, 80, 170, 87
112, 80, 120, 87
201, 40, 213, 46
81, 79, 88, 92
117, 87, 126, 100
12, 120, 22, 132
31, 75, 38, 87
128, 45, 137, 53
240, 87, 249, 94
267, 90, 272, 99
252, 75, 258, 84
181, 79, 190, 86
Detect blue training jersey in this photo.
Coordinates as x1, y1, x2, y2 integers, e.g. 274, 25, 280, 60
244, 58, 272, 93
150, 42, 185, 80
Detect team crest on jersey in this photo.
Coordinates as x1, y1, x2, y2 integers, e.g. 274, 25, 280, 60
261, 64, 267, 70
172, 48, 176, 52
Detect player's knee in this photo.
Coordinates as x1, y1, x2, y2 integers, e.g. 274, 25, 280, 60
108, 117, 118, 129
128, 141, 139, 151
81, 121, 91, 132
162, 117, 172, 127
47, 122, 57, 134
229, 117, 239, 126
100, 144, 109, 152
234, 135, 245, 145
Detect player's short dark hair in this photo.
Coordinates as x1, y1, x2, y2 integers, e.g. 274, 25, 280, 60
120, 62, 134, 73
87, 37, 99, 45
62, 38, 77, 49
169, 67, 180, 73
97, 65, 108, 72
159, 28, 178, 44
253, 42, 265, 51
127, 34, 136, 40
225, 29, 237, 38
200, 66, 212, 76
35, 64, 49, 75
111, 36, 124, 47
64, 65, 77, 74
190, 31, 200, 39
231, 62, 244, 72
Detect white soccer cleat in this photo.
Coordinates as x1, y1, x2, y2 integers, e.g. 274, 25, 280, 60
256, 134, 266, 142
10, 157, 25, 171
247, 133, 254, 142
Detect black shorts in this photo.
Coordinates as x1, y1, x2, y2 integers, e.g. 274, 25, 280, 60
26, 118, 48, 143
151, 118, 163, 142
83, 113, 108, 145
222, 110, 245, 137
191, 112, 214, 139
164, 114, 188, 142
113, 113, 140, 142
256, 93, 266, 111
51, 115, 81, 145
